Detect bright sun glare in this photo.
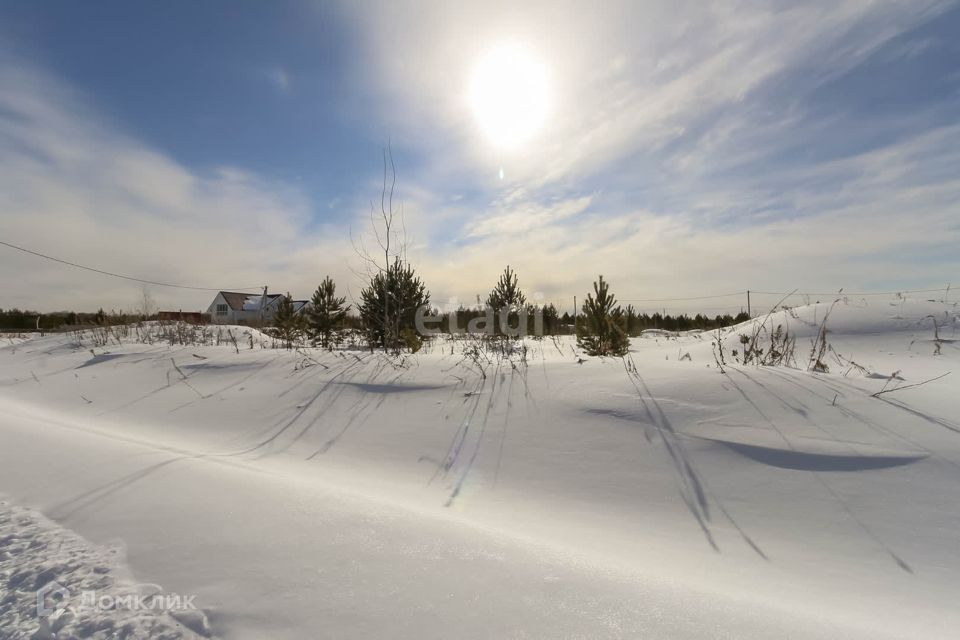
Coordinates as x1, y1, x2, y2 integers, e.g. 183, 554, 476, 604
469, 44, 549, 150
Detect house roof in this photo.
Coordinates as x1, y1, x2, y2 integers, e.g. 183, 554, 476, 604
218, 291, 282, 311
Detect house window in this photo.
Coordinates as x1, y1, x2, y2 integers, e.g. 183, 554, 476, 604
216, 304, 228, 315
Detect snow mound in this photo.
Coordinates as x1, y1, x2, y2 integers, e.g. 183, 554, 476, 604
732, 298, 958, 342
0, 297, 957, 638
0, 497, 214, 639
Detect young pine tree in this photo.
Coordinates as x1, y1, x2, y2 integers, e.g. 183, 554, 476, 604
487, 265, 526, 336
576, 275, 630, 356
625, 304, 638, 336
358, 259, 430, 351
272, 293, 302, 349
308, 276, 349, 349
486, 265, 526, 310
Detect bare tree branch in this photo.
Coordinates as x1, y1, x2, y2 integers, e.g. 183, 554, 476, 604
351, 140, 408, 351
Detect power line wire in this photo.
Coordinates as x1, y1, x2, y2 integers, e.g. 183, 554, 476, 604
751, 288, 948, 297
619, 291, 746, 302
3, 237, 949, 300
620, 287, 948, 302
0, 240, 261, 292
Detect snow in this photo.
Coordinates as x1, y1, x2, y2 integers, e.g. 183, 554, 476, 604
0, 298, 958, 638
0, 497, 211, 639
240, 296, 266, 312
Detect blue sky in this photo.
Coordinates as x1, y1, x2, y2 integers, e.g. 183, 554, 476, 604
2, 2, 373, 212
1, 1, 959, 313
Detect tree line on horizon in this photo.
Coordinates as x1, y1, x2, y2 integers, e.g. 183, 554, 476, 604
0, 308, 112, 332
260, 263, 750, 356
0, 280, 749, 343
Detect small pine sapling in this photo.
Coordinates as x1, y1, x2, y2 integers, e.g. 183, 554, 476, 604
309, 276, 350, 349
576, 275, 630, 357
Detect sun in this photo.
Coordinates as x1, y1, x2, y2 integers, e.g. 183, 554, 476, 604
469, 44, 550, 150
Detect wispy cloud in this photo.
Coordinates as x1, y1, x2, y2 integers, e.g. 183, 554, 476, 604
1, 2, 958, 314
331, 0, 959, 308
345, 0, 951, 188
0, 59, 350, 311
464, 195, 592, 239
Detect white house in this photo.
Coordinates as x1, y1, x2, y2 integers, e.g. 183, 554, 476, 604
207, 291, 309, 325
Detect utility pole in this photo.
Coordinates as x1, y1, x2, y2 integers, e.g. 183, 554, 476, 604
747, 290, 751, 317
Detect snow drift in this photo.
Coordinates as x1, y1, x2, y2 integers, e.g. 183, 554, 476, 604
0, 297, 957, 638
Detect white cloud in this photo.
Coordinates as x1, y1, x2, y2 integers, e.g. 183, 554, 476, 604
2, 1, 958, 317
342, 0, 950, 189
327, 0, 959, 311
0, 60, 353, 312
378, 119, 960, 314
464, 195, 592, 239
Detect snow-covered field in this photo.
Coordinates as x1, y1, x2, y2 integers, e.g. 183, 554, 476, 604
1, 298, 958, 639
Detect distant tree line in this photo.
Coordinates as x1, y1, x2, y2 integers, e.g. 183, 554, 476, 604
1, 300, 749, 337
0, 306, 163, 332
417, 304, 748, 336
0, 308, 99, 331
622, 307, 750, 335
